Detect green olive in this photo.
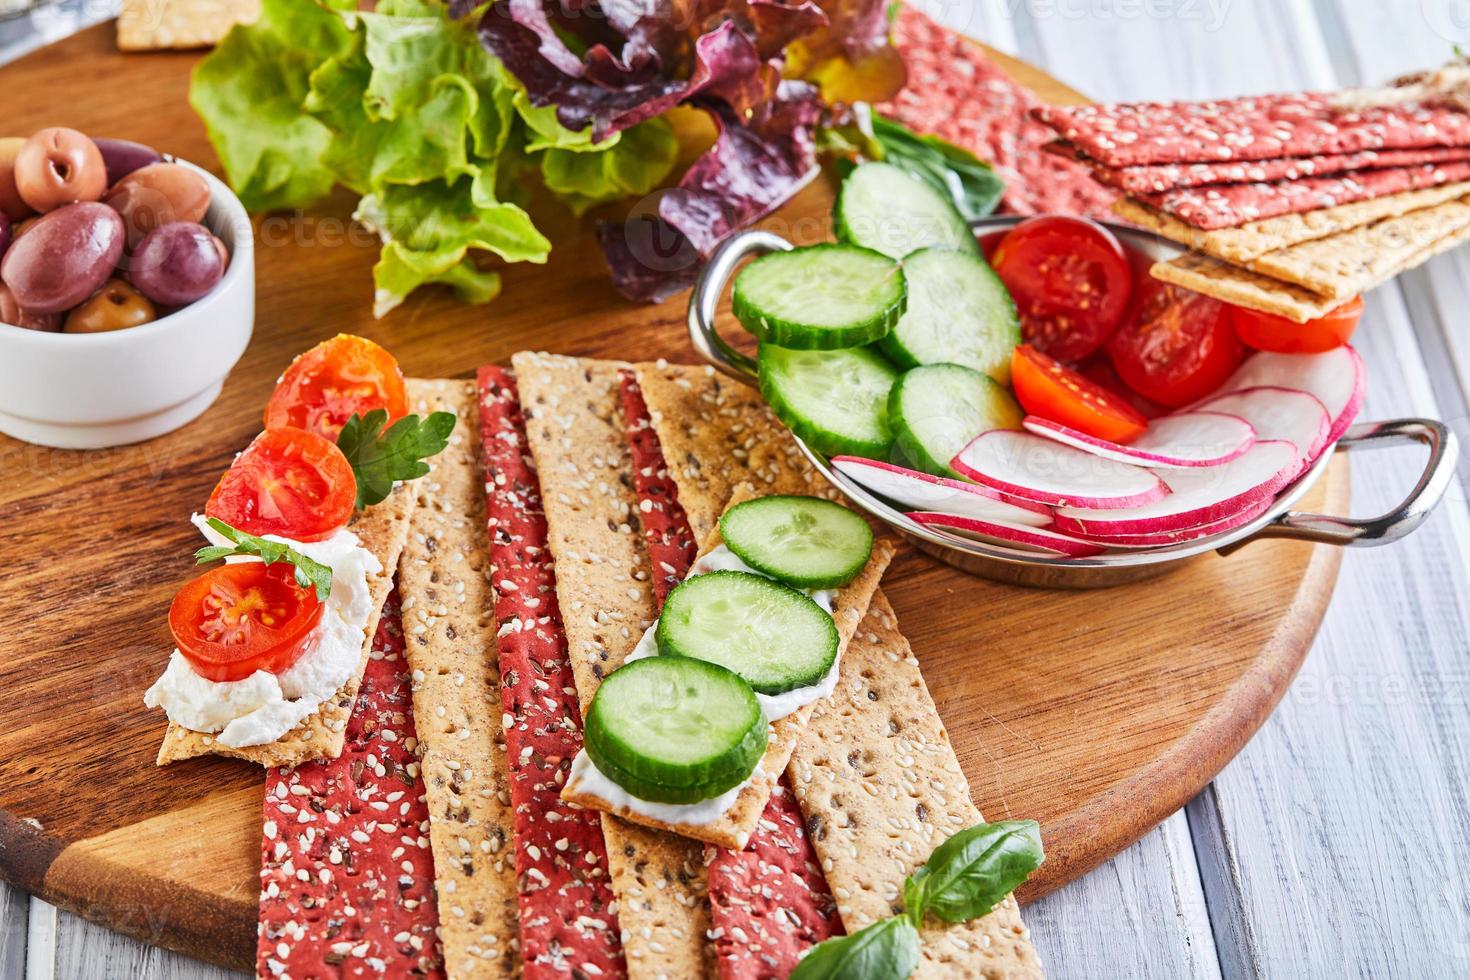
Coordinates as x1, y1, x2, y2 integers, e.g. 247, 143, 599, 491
64, 279, 157, 333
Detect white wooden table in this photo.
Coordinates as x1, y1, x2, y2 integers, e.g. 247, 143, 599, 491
5, 1, 1470, 976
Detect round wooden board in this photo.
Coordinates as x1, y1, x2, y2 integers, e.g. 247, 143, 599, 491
0, 23, 1348, 972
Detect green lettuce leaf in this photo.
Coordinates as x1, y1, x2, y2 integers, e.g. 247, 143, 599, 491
540, 118, 678, 215
189, 0, 354, 211
355, 170, 550, 316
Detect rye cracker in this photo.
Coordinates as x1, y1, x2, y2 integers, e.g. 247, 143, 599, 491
117, 0, 258, 51
788, 591, 1045, 979
156, 474, 417, 767
633, 361, 837, 543
1113, 181, 1470, 262
513, 351, 711, 980
562, 487, 895, 849
396, 378, 518, 979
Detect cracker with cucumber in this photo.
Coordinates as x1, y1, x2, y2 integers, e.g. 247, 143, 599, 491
563, 487, 894, 849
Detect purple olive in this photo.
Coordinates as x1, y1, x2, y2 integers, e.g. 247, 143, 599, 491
0, 283, 60, 331
0, 202, 125, 314
128, 222, 226, 306
92, 137, 163, 187
0, 212, 9, 265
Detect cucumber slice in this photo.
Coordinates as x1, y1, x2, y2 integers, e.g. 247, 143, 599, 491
889, 363, 1022, 478
733, 244, 906, 350
878, 248, 1021, 385
584, 656, 766, 805
720, 495, 874, 589
657, 571, 839, 695
759, 344, 898, 458
835, 161, 980, 260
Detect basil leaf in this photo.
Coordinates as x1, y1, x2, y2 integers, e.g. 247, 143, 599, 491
195, 517, 334, 601
336, 408, 457, 508
903, 819, 1043, 924
869, 113, 1006, 220
790, 917, 920, 980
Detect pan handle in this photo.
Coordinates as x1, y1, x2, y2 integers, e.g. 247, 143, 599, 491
687, 230, 793, 386
1218, 418, 1459, 554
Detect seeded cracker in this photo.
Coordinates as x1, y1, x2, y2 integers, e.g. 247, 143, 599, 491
117, 0, 258, 51
156, 472, 416, 768
1112, 181, 1470, 263
513, 351, 711, 980
397, 379, 518, 980
789, 592, 1044, 979
561, 486, 895, 849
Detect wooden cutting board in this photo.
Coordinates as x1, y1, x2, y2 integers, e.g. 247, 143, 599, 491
0, 22, 1347, 972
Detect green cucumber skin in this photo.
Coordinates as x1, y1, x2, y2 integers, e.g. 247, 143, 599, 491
834, 162, 980, 260
888, 363, 1023, 479
656, 571, 838, 695
582, 657, 766, 802
720, 495, 874, 590
876, 248, 1021, 385
758, 344, 898, 459
732, 245, 907, 351
585, 722, 767, 805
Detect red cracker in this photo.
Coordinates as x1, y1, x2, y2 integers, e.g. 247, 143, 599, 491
880, 5, 1117, 218
477, 365, 627, 980
256, 592, 445, 979
614, 371, 844, 979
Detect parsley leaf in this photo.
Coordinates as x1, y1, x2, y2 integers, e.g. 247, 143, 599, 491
196, 517, 334, 601
337, 408, 457, 509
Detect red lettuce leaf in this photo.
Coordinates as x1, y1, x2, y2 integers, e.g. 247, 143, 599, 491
599, 80, 822, 301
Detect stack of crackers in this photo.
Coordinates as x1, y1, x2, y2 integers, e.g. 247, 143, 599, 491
1034, 82, 1470, 322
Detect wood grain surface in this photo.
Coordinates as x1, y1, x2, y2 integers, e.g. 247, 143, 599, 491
0, 22, 1348, 973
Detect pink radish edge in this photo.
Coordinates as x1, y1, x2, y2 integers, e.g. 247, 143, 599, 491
1213, 346, 1365, 445
1068, 497, 1275, 548
910, 512, 1106, 557
829, 456, 1052, 518
1195, 385, 1331, 478
951, 429, 1171, 509
1022, 412, 1255, 468
1051, 440, 1299, 536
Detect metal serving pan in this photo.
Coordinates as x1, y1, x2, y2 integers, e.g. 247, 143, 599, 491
687, 215, 1458, 588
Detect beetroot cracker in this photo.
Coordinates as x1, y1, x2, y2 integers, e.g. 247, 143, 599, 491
478, 366, 627, 980
618, 370, 697, 606
617, 377, 842, 979
257, 592, 445, 980
1137, 159, 1470, 229
1053, 140, 1470, 194
880, 4, 1116, 218
706, 783, 844, 980
1034, 92, 1470, 169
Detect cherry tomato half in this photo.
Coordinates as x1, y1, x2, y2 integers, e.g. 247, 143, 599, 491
1231, 296, 1362, 354
991, 215, 1134, 362
1107, 279, 1245, 409
1011, 344, 1148, 444
169, 562, 325, 682
264, 334, 408, 441
206, 427, 356, 543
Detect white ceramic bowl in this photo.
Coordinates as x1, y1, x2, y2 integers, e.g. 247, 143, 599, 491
0, 162, 254, 449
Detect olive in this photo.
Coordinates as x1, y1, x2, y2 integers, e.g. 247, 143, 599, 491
0, 202, 125, 314
11, 217, 36, 241
0, 284, 60, 332
104, 163, 210, 244
14, 128, 107, 213
64, 279, 157, 333
129, 222, 226, 306
0, 212, 9, 265
92, 137, 163, 187
0, 138, 31, 221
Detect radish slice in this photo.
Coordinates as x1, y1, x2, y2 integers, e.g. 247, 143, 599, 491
830, 456, 1053, 528
910, 512, 1106, 557
1023, 412, 1255, 468
1069, 497, 1275, 548
1195, 386, 1330, 478
1052, 439, 1298, 535
951, 429, 1170, 509
1216, 347, 1364, 444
